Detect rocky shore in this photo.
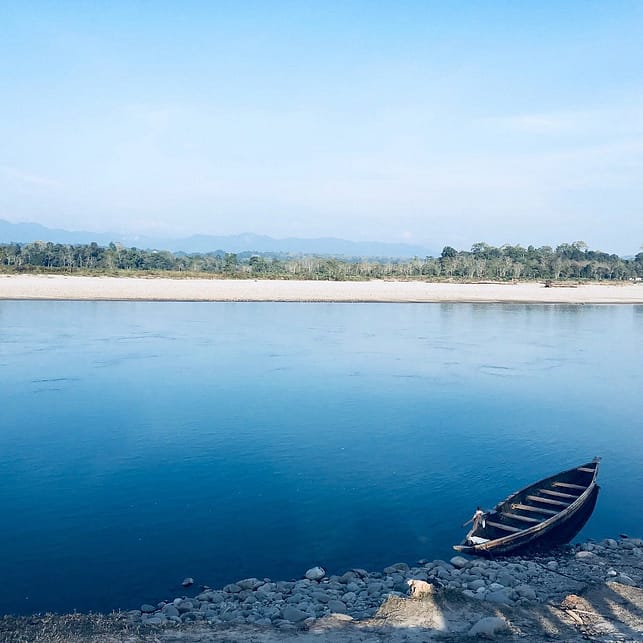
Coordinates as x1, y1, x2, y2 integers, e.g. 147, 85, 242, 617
1, 536, 641, 642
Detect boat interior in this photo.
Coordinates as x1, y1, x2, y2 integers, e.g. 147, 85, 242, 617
467, 460, 598, 544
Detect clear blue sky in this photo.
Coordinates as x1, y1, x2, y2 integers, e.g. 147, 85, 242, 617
1, 1, 642, 252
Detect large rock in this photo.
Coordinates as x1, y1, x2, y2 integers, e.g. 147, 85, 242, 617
305, 566, 326, 581
140, 604, 156, 614
468, 616, 509, 638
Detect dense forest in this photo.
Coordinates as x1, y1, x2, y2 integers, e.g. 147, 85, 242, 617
1, 239, 641, 281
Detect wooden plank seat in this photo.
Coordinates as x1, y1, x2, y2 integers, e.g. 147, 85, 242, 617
485, 520, 522, 533
526, 495, 570, 507
539, 489, 579, 499
500, 512, 542, 524
553, 482, 586, 490
577, 467, 595, 473
511, 503, 558, 516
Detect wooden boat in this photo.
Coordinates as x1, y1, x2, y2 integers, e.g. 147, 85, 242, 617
454, 458, 600, 556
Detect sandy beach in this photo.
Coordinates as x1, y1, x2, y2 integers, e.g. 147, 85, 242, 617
0, 275, 642, 303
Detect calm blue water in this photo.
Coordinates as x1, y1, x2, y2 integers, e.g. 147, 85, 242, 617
0, 302, 641, 615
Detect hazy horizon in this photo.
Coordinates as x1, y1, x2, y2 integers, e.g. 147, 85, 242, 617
1, 2, 642, 254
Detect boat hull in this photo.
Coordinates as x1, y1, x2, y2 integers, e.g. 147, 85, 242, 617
454, 459, 600, 557
454, 486, 599, 556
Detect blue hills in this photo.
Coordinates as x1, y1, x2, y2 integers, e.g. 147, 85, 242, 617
0, 219, 436, 259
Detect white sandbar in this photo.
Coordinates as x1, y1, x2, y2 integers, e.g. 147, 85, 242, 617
1, 275, 642, 303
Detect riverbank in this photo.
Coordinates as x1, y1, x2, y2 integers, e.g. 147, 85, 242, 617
1, 536, 641, 642
0, 275, 642, 303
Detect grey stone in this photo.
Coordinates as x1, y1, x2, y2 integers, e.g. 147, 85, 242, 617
616, 574, 636, 586
485, 590, 514, 605
140, 604, 156, 614
383, 562, 409, 574
281, 606, 310, 623
575, 550, 596, 560
468, 579, 486, 591
327, 599, 347, 614
450, 555, 468, 569
338, 571, 356, 583
367, 581, 384, 595
311, 591, 330, 603
276, 581, 295, 593
546, 561, 559, 571
144, 616, 164, 626
177, 600, 194, 613
181, 577, 194, 587
305, 566, 326, 581
196, 591, 214, 601
161, 605, 180, 618
468, 616, 509, 637
496, 572, 516, 587
515, 584, 537, 600
237, 577, 264, 590
223, 583, 242, 593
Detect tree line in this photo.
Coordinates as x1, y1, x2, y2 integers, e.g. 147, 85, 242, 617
1, 239, 641, 281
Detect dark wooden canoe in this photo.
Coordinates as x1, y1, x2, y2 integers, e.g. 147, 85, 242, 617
454, 458, 600, 556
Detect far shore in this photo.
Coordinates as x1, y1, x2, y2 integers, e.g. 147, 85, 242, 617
0, 274, 642, 304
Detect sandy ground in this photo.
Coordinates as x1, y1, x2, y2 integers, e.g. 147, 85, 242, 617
1, 275, 642, 303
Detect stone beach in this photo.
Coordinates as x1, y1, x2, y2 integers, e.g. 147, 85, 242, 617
2, 535, 641, 641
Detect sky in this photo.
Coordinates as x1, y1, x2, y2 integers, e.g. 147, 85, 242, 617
1, 1, 642, 253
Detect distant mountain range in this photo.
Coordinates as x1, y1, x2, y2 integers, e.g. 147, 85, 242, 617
0, 219, 436, 258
